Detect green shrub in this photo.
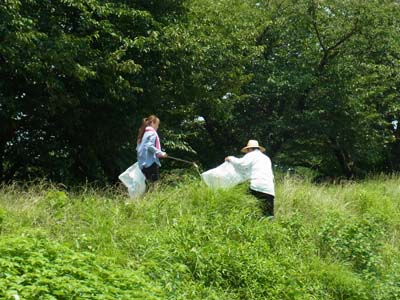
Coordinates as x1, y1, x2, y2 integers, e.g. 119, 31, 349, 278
307, 260, 369, 300
0, 236, 164, 300
318, 213, 383, 274
44, 190, 68, 210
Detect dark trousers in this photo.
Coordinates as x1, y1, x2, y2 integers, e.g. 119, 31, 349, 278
141, 163, 160, 183
250, 189, 274, 216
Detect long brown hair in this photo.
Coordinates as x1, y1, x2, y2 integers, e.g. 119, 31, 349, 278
137, 115, 159, 144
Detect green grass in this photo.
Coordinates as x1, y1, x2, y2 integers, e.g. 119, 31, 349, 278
0, 174, 399, 299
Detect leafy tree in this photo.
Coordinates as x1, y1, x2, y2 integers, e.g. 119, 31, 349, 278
154, 0, 267, 167
236, 0, 400, 177
0, 0, 184, 183
1, 0, 399, 183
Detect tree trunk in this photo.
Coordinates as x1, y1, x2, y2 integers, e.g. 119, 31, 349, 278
329, 137, 355, 178
0, 123, 17, 182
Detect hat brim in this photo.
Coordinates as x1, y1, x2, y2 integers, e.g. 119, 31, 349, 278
241, 145, 266, 153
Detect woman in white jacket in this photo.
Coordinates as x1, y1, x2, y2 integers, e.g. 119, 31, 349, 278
225, 140, 275, 217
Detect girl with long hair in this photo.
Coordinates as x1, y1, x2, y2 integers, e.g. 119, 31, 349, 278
136, 115, 167, 182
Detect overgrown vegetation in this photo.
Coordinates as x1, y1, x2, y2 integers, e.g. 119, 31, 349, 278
1, 0, 399, 183
1, 175, 399, 299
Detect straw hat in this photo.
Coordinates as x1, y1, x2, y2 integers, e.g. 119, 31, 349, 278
241, 140, 266, 153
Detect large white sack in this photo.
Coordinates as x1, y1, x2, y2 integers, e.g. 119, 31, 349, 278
119, 162, 146, 198
201, 162, 246, 189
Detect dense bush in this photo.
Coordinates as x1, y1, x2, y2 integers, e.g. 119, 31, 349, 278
0, 237, 164, 299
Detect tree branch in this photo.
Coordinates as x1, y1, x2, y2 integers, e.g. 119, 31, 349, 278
309, 1, 327, 52
327, 19, 359, 52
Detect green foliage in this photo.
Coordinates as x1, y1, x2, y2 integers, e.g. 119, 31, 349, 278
157, 0, 268, 166
0, 206, 5, 229
1, 0, 399, 182
0, 236, 164, 299
0, 175, 399, 299
44, 189, 68, 210
318, 214, 383, 274
307, 262, 369, 300
235, 0, 400, 177
0, 0, 185, 183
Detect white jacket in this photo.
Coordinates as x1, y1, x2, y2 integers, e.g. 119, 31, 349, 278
228, 149, 275, 196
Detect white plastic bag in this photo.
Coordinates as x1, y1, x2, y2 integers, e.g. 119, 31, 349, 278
201, 162, 246, 189
119, 162, 146, 198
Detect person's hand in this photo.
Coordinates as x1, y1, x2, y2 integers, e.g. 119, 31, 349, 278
159, 151, 168, 158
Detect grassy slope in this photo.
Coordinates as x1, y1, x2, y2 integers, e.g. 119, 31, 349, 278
0, 174, 399, 299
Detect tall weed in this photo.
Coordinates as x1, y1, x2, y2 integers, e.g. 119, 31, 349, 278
0, 174, 399, 299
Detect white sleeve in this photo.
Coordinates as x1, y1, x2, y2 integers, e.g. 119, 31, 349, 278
229, 154, 252, 169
